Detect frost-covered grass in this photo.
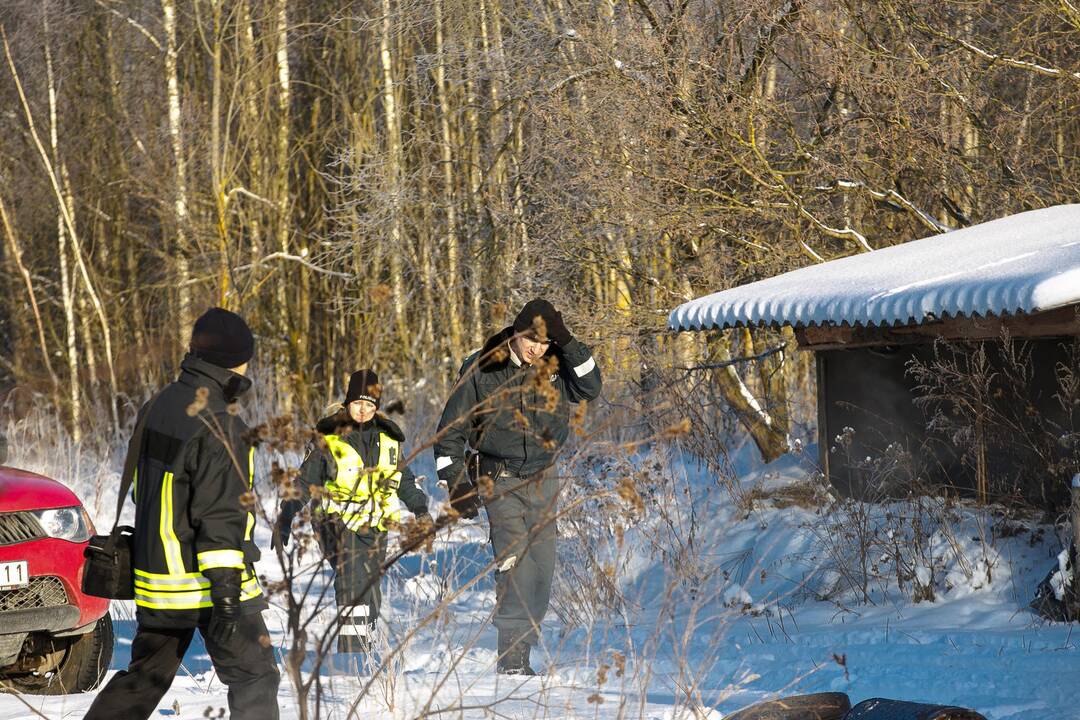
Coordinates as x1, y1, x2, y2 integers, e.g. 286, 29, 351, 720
1, 401, 1077, 719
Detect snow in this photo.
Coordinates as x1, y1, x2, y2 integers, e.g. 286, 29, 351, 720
3, 440, 1079, 719
668, 204, 1080, 332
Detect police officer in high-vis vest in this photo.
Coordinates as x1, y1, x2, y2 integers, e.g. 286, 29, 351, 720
86, 308, 279, 720
277, 369, 430, 653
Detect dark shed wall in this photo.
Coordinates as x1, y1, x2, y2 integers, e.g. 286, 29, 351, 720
819, 337, 1078, 509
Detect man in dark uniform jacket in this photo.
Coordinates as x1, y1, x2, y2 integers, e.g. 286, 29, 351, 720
435, 298, 602, 675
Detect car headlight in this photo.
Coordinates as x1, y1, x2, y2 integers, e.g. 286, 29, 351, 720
32, 507, 91, 542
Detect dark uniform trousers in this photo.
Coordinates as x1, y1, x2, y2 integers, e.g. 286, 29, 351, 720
484, 469, 558, 647
84, 613, 280, 720
317, 517, 388, 636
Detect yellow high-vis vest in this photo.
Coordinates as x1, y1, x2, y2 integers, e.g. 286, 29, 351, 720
321, 433, 403, 532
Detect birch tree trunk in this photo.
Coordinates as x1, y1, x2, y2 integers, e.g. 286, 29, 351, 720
380, 0, 408, 347
434, 0, 464, 354
163, 0, 193, 345
43, 18, 81, 438
463, 22, 484, 346
275, 0, 297, 410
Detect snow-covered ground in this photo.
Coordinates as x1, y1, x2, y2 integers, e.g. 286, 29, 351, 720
2, 433, 1078, 720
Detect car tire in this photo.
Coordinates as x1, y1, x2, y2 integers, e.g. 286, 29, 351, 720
2, 613, 113, 695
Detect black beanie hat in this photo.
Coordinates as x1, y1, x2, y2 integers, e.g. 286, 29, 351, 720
189, 307, 255, 369
513, 298, 557, 340
345, 369, 381, 408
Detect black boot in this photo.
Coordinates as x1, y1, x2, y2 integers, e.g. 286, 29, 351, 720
497, 640, 537, 676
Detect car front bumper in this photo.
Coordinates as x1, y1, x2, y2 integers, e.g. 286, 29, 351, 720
0, 535, 110, 631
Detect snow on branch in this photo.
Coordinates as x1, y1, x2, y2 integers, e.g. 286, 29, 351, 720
815, 179, 953, 235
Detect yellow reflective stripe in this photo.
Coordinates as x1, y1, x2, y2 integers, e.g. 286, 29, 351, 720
245, 445, 256, 541
135, 597, 214, 610
135, 585, 212, 607
134, 568, 204, 580
197, 549, 245, 571
135, 576, 209, 591
160, 471, 186, 575
134, 576, 263, 609
134, 569, 257, 590
377, 433, 397, 470
241, 575, 263, 600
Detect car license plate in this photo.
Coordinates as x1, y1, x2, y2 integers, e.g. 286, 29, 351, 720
0, 560, 28, 590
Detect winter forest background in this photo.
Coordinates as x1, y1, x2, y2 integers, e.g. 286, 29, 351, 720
1, 1, 1080, 718
3, 0, 1079, 430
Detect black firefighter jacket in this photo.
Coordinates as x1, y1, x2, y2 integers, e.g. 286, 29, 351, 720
131, 354, 266, 629
434, 327, 603, 490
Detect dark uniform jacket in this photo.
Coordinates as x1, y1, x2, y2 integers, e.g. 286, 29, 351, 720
131, 354, 266, 629
290, 412, 429, 525
434, 327, 603, 489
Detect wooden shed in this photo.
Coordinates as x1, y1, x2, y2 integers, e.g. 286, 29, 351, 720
670, 205, 1080, 509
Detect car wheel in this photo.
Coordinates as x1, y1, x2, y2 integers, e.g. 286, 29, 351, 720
2, 613, 114, 695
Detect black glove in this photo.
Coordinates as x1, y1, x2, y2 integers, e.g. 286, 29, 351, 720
273, 516, 292, 552
270, 533, 287, 557
544, 308, 572, 346
203, 568, 243, 646
449, 481, 482, 519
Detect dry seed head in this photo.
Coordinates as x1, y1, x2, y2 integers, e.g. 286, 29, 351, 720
616, 476, 645, 514
611, 651, 625, 677
239, 491, 257, 509
477, 473, 495, 498
531, 315, 548, 340
187, 386, 210, 416
665, 418, 691, 437
572, 402, 588, 436
368, 283, 393, 304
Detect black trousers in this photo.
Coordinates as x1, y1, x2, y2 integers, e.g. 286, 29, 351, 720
484, 469, 558, 648
317, 516, 388, 641
84, 613, 280, 720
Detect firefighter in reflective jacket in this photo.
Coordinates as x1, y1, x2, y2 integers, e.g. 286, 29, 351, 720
86, 308, 279, 720
277, 369, 430, 653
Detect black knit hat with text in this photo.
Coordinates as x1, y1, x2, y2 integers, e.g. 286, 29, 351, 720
189, 307, 255, 369
345, 369, 381, 408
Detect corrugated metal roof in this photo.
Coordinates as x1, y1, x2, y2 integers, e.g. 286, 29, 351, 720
669, 204, 1080, 332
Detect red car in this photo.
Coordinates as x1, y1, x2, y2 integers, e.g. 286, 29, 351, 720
0, 450, 113, 695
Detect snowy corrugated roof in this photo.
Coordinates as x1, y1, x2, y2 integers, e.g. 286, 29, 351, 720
669, 204, 1080, 332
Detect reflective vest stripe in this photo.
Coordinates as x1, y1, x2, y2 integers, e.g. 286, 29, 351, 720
197, 549, 245, 571
160, 471, 186, 575
244, 446, 256, 542
135, 572, 262, 609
